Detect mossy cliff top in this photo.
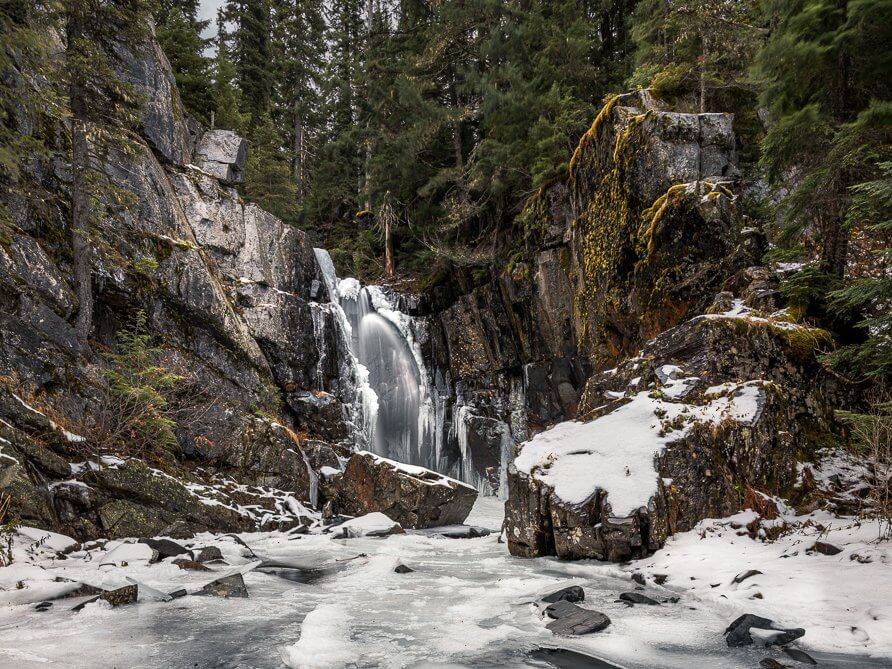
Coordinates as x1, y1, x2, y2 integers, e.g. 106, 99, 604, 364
564, 91, 744, 366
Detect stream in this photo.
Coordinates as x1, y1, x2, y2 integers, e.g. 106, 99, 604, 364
0, 498, 842, 669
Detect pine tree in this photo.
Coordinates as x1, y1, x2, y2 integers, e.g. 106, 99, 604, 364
155, 0, 215, 123
270, 0, 325, 199
630, 0, 764, 113
756, 0, 891, 340
211, 34, 247, 132
220, 0, 274, 124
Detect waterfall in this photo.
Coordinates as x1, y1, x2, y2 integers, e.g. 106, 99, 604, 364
311, 248, 511, 494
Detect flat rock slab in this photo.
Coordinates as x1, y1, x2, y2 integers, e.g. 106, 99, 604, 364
545, 603, 611, 636
724, 614, 805, 647
198, 573, 248, 598
619, 591, 660, 605
542, 585, 585, 604
140, 538, 191, 561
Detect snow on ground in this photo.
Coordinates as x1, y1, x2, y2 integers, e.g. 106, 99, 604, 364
634, 508, 892, 659
0, 498, 888, 668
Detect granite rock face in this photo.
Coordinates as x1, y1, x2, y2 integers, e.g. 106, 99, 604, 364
0, 25, 351, 539
194, 130, 248, 185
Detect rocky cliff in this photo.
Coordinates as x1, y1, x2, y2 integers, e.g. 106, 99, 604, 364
415, 92, 844, 560
0, 25, 410, 539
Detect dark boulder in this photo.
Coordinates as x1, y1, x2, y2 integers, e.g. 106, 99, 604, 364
542, 586, 585, 604
322, 451, 477, 529
139, 538, 191, 561
544, 604, 611, 636
724, 614, 805, 648
619, 592, 660, 606
199, 573, 249, 598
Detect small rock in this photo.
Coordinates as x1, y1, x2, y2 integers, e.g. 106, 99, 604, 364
733, 569, 763, 584
139, 538, 191, 561
631, 573, 646, 586
810, 541, 842, 556
168, 588, 188, 599
72, 584, 138, 612
760, 659, 788, 668
34, 601, 53, 611
542, 585, 585, 604
174, 558, 211, 572
545, 605, 611, 636
195, 546, 224, 563
198, 573, 248, 598
544, 600, 579, 620
653, 574, 668, 585
724, 614, 805, 648
394, 564, 414, 574
619, 592, 660, 605
781, 647, 818, 665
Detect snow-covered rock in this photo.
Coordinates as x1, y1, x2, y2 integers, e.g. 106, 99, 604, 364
322, 451, 477, 529
331, 512, 403, 538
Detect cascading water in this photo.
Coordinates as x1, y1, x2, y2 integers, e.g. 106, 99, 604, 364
311, 247, 508, 494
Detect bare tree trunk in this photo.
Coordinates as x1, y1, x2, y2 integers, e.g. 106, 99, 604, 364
68, 2, 92, 349
363, 0, 374, 211
384, 213, 393, 278
293, 102, 304, 198
700, 33, 708, 113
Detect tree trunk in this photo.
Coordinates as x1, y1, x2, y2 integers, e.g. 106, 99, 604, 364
293, 103, 304, 198
820, 214, 849, 278
384, 212, 394, 278
68, 1, 92, 349
700, 33, 708, 113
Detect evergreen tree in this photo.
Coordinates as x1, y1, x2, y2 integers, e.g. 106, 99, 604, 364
756, 0, 891, 340
155, 1, 215, 123
211, 34, 247, 132
220, 0, 274, 124
629, 0, 763, 112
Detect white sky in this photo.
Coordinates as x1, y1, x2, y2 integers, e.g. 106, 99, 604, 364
198, 0, 225, 36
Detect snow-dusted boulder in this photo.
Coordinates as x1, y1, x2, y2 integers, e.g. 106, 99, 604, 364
506, 308, 837, 561
331, 512, 403, 538
322, 451, 478, 529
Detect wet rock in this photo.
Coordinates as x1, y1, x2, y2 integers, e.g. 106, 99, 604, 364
195, 546, 224, 563
781, 647, 818, 665
653, 574, 668, 585
394, 564, 414, 574
139, 538, 191, 561
724, 614, 805, 648
174, 558, 211, 571
194, 129, 247, 185
72, 584, 138, 612
420, 525, 491, 539
541, 586, 585, 604
631, 573, 646, 586
544, 599, 580, 619
168, 588, 188, 599
324, 451, 477, 529
619, 592, 660, 606
760, 660, 789, 669
733, 569, 763, 584
544, 604, 611, 636
34, 601, 53, 611
810, 541, 842, 556
198, 573, 248, 598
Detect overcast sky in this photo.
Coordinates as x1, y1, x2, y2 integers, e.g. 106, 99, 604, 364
198, 0, 224, 36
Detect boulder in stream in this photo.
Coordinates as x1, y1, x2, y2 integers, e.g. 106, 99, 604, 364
322, 451, 477, 529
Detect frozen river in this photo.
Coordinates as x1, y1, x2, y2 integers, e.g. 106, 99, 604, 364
0, 498, 885, 668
